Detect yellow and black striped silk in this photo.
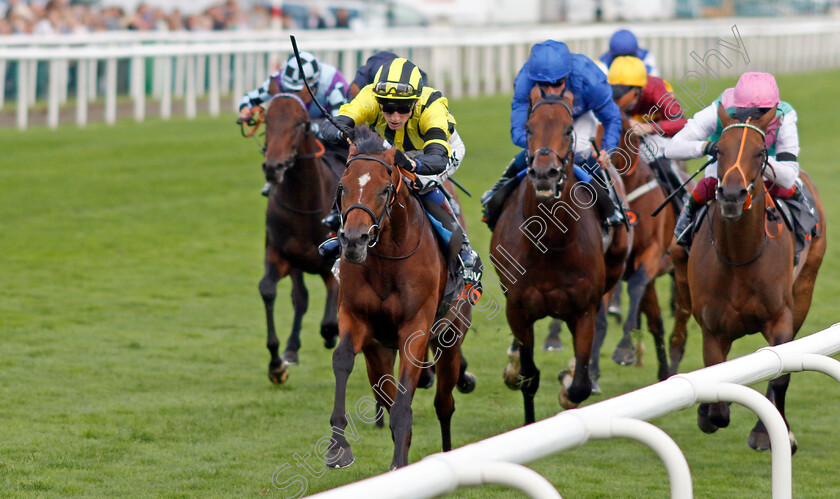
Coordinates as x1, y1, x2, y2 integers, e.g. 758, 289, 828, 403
338, 85, 456, 155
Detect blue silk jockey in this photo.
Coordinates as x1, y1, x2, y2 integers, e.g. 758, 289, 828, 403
318, 58, 482, 299
481, 40, 626, 230
599, 29, 660, 77
237, 51, 349, 196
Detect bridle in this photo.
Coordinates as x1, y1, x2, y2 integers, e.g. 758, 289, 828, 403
716, 119, 769, 211
339, 154, 402, 248
263, 93, 326, 167
526, 96, 575, 196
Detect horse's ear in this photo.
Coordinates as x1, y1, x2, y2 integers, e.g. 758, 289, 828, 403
268, 79, 280, 95
349, 142, 358, 156
756, 105, 778, 130
383, 146, 396, 165
717, 103, 735, 128
562, 90, 574, 109
529, 85, 543, 107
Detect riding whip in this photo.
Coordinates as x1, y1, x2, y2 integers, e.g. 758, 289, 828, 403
290, 35, 353, 137
650, 156, 714, 217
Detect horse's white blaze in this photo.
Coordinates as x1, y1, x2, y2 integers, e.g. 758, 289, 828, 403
357, 173, 371, 202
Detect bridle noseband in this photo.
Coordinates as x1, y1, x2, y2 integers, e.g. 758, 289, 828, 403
339, 155, 398, 248
526, 97, 575, 196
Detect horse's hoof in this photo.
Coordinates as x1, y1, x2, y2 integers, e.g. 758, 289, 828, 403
789, 431, 798, 455
608, 304, 622, 323
612, 346, 636, 366
268, 360, 289, 385
558, 385, 579, 410
697, 404, 718, 434
321, 324, 339, 349
589, 375, 602, 395
503, 348, 521, 390
282, 350, 299, 365
325, 446, 355, 469
456, 371, 476, 394
748, 428, 771, 451
542, 336, 564, 351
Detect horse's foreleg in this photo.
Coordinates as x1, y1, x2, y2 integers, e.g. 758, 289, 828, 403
326, 324, 365, 469
668, 245, 692, 375
542, 319, 564, 351
508, 310, 539, 425
640, 282, 669, 381
698, 330, 732, 433
260, 247, 290, 383
282, 269, 308, 364
320, 272, 339, 349
389, 316, 435, 470
751, 315, 796, 452
432, 329, 463, 452
613, 263, 648, 366
362, 342, 397, 432
565, 308, 595, 407
589, 302, 608, 390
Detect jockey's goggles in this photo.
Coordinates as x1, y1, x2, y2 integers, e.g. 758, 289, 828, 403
377, 99, 416, 115
373, 81, 421, 99
537, 77, 566, 88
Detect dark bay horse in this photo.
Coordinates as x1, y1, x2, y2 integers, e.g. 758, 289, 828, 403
258, 93, 345, 383
677, 105, 825, 451
325, 129, 472, 470
591, 118, 677, 382
493, 89, 630, 423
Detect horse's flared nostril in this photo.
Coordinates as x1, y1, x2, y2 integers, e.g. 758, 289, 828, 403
548, 167, 560, 177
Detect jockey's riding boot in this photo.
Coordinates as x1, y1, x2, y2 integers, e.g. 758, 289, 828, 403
674, 198, 700, 247
590, 171, 625, 227
321, 208, 341, 232
458, 240, 483, 304
261, 182, 271, 197
481, 150, 528, 230
318, 237, 341, 260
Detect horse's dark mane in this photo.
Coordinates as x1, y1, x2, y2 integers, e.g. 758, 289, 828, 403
352, 127, 389, 155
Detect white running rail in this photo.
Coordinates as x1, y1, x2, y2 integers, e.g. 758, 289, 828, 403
2, 17, 840, 129
307, 323, 840, 499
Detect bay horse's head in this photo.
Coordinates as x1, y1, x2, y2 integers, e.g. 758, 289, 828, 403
526, 86, 575, 199
262, 93, 314, 184
715, 104, 775, 219
337, 128, 401, 264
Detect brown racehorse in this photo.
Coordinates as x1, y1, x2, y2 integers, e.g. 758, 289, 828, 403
494, 88, 630, 423
674, 105, 825, 451
591, 118, 678, 383
258, 93, 344, 383
325, 128, 472, 470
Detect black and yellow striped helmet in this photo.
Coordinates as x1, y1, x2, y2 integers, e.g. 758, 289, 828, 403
372, 58, 424, 101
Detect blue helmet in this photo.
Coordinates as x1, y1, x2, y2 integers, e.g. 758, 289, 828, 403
609, 29, 638, 56
527, 40, 572, 83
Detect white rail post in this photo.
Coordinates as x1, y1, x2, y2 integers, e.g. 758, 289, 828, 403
27, 58, 36, 106
232, 53, 244, 112
220, 53, 231, 96
48, 59, 60, 129
499, 44, 512, 94
105, 57, 117, 125
584, 417, 693, 499
87, 57, 97, 100
209, 54, 220, 117
196, 54, 206, 97
131, 56, 145, 122
466, 45, 480, 98
76, 59, 88, 127
0, 59, 6, 110
482, 45, 495, 96
185, 55, 196, 119
17, 59, 29, 130
684, 380, 792, 499
453, 461, 561, 499
160, 55, 172, 120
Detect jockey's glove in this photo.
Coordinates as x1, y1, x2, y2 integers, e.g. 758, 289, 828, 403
704, 141, 719, 159
393, 149, 415, 172
320, 116, 355, 144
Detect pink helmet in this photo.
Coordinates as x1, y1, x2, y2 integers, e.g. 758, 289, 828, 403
721, 72, 780, 108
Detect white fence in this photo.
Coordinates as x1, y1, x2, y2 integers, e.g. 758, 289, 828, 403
2, 17, 840, 129
308, 323, 840, 499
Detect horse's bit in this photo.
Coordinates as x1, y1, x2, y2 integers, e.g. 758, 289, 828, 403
339, 155, 398, 248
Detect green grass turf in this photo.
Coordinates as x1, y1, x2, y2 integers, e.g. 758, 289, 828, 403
1, 68, 839, 498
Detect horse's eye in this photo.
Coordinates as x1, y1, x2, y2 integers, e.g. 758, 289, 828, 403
525, 125, 532, 135
565, 127, 573, 136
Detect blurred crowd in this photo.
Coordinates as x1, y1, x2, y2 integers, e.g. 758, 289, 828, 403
0, 0, 355, 35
